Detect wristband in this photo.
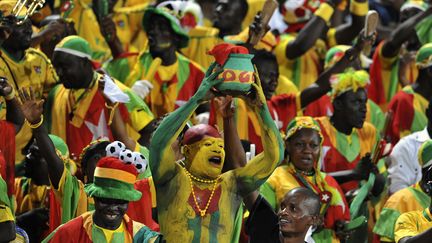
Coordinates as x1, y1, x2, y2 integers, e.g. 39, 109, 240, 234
350, 0, 369, 16
26, 115, 44, 129
314, 3, 335, 24
4, 89, 14, 101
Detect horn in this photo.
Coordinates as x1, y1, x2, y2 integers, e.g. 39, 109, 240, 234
11, 0, 45, 24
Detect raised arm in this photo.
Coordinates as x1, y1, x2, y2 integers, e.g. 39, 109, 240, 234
300, 34, 368, 107
285, 0, 340, 59
233, 78, 284, 196
0, 78, 23, 132
382, 7, 432, 58
149, 65, 224, 185
332, 0, 367, 45
18, 88, 64, 188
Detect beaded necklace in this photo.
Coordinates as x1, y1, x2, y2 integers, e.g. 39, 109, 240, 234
182, 166, 220, 217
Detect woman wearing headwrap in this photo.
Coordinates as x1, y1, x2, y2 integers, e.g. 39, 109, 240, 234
262, 116, 350, 242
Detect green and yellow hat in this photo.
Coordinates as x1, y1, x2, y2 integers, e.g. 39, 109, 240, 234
142, 7, 189, 48
330, 69, 369, 99
54, 35, 93, 60
285, 116, 323, 141
49, 134, 77, 174
84, 156, 141, 201
400, 0, 428, 12
418, 140, 432, 169
324, 45, 350, 69
416, 43, 432, 69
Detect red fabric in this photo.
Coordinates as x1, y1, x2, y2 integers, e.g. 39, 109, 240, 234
180, 13, 197, 29
323, 175, 351, 227
368, 42, 387, 108
128, 179, 159, 231
97, 156, 138, 177
182, 124, 221, 145
303, 95, 333, 118
0, 121, 15, 196
49, 190, 62, 233
48, 212, 135, 242
317, 119, 361, 193
207, 43, 249, 66
386, 90, 415, 145
66, 90, 130, 159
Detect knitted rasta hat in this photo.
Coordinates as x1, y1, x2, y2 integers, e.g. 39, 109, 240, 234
285, 116, 323, 142
416, 43, 432, 69
142, 7, 189, 48
54, 35, 93, 60
182, 124, 221, 145
330, 69, 369, 100
84, 156, 142, 201
418, 140, 432, 169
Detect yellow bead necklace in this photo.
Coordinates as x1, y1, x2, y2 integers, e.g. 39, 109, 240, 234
182, 166, 220, 217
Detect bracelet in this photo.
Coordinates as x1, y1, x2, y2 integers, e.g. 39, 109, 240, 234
4, 89, 14, 101
350, 0, 369, 16
25, 115, 44, 129
314, 3, 335, 24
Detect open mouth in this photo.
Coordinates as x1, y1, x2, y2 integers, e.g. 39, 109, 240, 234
279, 218, 292, 225
209, 156, 222, 166
104, 212, 120, 220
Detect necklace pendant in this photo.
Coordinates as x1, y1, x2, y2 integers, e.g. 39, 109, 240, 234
200, 211, 206, 217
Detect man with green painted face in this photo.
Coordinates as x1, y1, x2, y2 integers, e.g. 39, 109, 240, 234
149, 58, 284, 242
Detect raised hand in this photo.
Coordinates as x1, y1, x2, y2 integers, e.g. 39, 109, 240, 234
214, 95, 235, 118
198, 62, 224, 102
18, 87, 44, 125
242, 68, 266, 109
99, 16, 117, 42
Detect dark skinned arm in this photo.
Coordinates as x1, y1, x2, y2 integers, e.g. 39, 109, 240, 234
100, 16, 124, 58
214, 96, 261, 210
333, 0, 367, 45
382, 7, 432, 58
0, 79, 24, 132
299, 35, 367, 107
0, 221, 15, 243
17, 88, 63, 188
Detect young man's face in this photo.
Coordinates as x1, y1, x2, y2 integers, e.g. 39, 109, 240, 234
52, 51, 92, 89
334, 89, 368, 129
277, 190, 315, 236
213, 0, 244, 32
256, 59, 279, 100
5, 18, 32, 51
147, 15, 176, 54
184, 137, 225, 180
93, 197, 128, 229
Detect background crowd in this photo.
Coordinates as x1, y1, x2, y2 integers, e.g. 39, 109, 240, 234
0, 0, 432, 242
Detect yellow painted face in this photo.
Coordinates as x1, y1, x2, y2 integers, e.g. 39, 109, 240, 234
184, 137, 225, 180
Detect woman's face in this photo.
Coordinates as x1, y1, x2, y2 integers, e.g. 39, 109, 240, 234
286, 128, 321, 172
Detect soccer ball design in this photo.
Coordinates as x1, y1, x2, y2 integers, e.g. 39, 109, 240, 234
132, 152, 148, 173
119, 149, 134, 164
106, 141, 126, 157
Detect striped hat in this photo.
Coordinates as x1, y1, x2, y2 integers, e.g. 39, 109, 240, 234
54, 35, 93, 60
418, 140, 432, 169
330, 69, 369, 99
84, 156, 141, 201
285, 116, 323, 141
416, 43, 432, 69
324, 45, 350, 69
400, 0, 428, 12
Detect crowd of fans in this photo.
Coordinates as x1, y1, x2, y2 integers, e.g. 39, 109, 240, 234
0, 0, 432, 242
